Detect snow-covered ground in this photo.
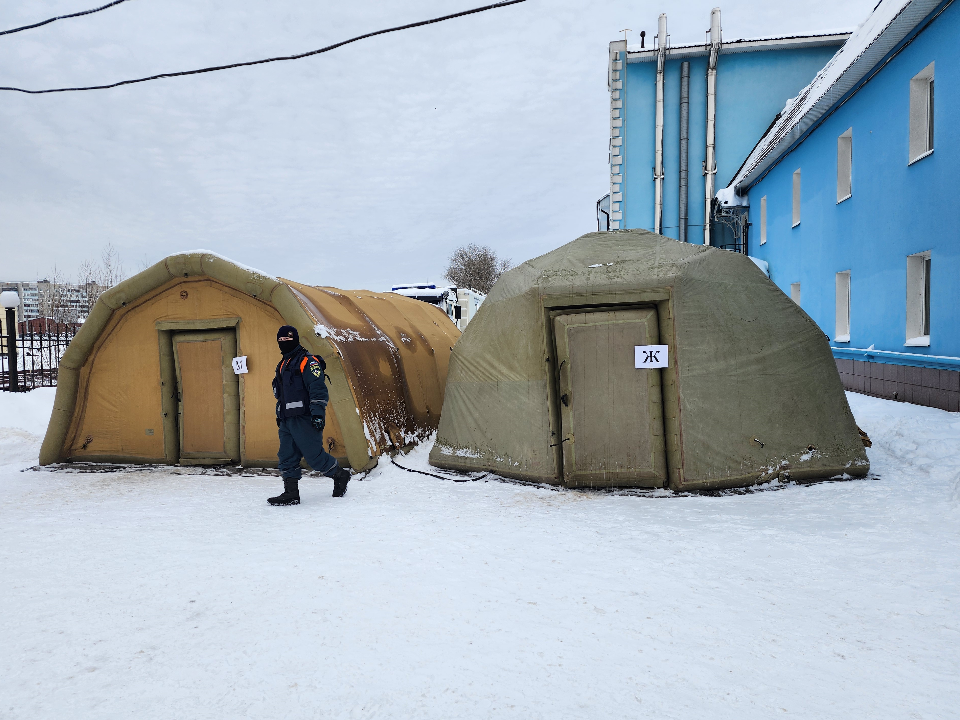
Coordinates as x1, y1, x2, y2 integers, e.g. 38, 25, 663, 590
1, 389, 957, 719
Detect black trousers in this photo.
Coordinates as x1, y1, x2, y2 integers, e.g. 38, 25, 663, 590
277, 416, 339, 480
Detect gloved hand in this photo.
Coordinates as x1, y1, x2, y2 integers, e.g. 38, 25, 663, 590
311, 414, 325, 432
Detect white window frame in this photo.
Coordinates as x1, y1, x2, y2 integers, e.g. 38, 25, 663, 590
760, 196, 767, 244
835, 271, 851, 342
837, 129, 852, 203
792, 169, 801, 227
908, 62, 934, 164
790, 282, 801, 305
906, 251, 931, 346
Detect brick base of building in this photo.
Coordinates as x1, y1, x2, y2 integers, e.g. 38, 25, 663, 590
836, 359, 960, 412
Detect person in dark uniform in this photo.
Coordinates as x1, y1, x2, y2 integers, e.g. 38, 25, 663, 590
268, 325, 351, 506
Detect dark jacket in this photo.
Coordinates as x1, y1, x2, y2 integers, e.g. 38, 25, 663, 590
272, 346, 329, 420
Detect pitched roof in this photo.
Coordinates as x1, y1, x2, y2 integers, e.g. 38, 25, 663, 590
724, 0, 945, 197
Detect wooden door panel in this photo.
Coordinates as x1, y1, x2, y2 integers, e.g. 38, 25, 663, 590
554, 309, 667, 487
176, 339, 226, 455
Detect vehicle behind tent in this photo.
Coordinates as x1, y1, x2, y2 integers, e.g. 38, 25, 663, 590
430, 230, 869, 491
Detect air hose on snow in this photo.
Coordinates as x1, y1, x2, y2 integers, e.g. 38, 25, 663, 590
389, 457, 487, 483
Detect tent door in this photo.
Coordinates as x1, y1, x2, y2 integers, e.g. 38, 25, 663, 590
553, 309, 667, 487
172, 330, 240, 465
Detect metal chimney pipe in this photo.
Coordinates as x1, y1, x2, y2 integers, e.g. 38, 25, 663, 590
704, 7, 721, 246
654, 13, 667, 235
679, 61, 690, 242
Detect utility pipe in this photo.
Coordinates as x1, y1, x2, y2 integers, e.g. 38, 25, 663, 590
653, 13, 667, 235
703, 7, 721, 246
679, 61, 690, 242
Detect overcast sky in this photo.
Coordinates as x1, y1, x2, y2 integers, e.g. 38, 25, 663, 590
0, 0, 876, 290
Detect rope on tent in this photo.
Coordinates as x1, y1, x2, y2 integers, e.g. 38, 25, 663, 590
389, 457, 487, 483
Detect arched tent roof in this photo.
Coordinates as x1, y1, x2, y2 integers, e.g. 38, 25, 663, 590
430, 230, 868, 491
41, 252, 459, 470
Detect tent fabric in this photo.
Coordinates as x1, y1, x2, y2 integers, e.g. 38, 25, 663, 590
40, 252, 459, 470
429, 230, 869, 491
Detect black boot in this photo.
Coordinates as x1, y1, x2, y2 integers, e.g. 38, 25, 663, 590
331, 466, 351, 498
268, 479, 300, 506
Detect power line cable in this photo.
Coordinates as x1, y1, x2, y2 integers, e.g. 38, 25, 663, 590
0, 0, 135, 37
0, 0, 527, 94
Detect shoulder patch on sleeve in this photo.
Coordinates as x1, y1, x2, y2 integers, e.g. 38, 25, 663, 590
309, 361, 323, 378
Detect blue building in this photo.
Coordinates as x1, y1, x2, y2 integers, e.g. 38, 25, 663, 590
606, 9, 848, 248
723, 0, 960, 410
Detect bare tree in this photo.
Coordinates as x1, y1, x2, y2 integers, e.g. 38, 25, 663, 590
444, 244, 511, 295
78, 244, 125, 313
38, 267, 79, 325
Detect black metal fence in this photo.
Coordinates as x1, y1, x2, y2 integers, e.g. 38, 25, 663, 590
1, 328, 77, 391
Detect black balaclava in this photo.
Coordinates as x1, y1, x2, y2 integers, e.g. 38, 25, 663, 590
277, 325, 300, 355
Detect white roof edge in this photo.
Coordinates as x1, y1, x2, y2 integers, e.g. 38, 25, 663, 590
727, 0, 943, 197
169, 249, 278, 281
626, 32, 851, 61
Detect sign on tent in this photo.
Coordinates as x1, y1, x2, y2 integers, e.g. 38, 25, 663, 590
635, 345, 668, 368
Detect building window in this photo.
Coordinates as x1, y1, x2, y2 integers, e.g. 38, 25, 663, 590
760, 196, 767, 244
835, 271, 851, 342
837, 129, 852, 202
909, 62, 934, 164
790, 282, 801, 305
792, 169, 801, 227
906, 251, 931, 345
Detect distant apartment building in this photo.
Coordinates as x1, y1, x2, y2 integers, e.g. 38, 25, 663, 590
0, 282, 39, 323
0, 280, 104, 324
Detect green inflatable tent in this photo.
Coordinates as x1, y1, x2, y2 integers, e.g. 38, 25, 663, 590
430, 230, 869, 491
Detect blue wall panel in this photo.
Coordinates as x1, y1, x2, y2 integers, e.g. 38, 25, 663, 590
622, 61, 656, 232
661, 61, 681, 239
684, 57, 709, 242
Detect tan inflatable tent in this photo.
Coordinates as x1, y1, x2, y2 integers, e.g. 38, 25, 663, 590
40, 252, 459, 470
430, 230, 869, 491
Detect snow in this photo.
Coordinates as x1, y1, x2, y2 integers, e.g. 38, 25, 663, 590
169, 249, 278, 281
389, 287, 451, 301
313, 323, 374, 343
391, 283, 438, 290
0, 387, 55, 436
1, 388, 958, 718
0, 387, 56, 467
748, 256, 770, 277
625, 31, 858, 54
434, 443, 483, 459
715, 185, 749, 207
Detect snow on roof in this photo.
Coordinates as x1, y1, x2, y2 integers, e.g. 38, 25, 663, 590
626, 31, 851, 58
169, 249, 277, 281
716, 185, 748, 207
390, 287, 452, 303
724, 0, 943, 197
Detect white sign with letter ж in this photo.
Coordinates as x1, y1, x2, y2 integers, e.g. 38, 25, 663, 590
635, 345, 669, 368
232, 356, 248, 374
